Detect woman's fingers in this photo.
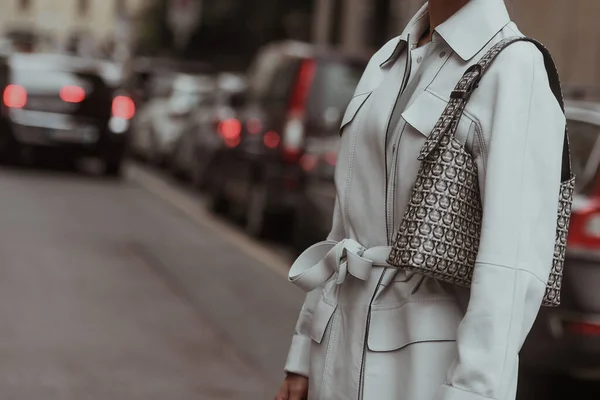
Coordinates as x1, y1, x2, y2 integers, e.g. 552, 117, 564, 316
275, 374, 308, 400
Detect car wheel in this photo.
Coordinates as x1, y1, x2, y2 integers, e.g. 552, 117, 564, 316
168, 143, 186, 180
104, 158, 123, 178
245, 182, 272, 238
291, 212, 312, 256
191, 150, 212, 191
207, 170, 230, 215
148, 128, 165, 168
0, 130, 19, 165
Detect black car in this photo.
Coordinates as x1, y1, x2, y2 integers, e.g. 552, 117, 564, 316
206, 41, 368, 238
0, 53, 135, 176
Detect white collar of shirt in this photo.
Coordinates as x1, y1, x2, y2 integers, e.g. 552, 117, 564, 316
380, 0, 511, 68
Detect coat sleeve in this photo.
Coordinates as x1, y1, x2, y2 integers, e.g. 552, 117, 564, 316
435, 43, 566, 400
283, 198, 345, 377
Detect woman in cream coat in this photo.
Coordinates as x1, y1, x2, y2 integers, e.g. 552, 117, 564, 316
275, 0, 566, 399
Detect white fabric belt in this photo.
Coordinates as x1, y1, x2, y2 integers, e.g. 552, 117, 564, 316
288, 239, 392, 292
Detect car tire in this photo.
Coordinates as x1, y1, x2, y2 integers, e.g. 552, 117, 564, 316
0, 129, 19, 165
104, 159, 123, 178
291, 212, 312, 257
168, 148, 186, 181
244, 182, 273, 238
191, 150, 212, 191
207, 171, 230, 215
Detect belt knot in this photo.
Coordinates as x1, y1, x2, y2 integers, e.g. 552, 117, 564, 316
288, 239, 391, 292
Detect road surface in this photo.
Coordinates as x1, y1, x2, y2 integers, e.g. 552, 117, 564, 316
0, 161, 597, 400
0, 163, 304, 399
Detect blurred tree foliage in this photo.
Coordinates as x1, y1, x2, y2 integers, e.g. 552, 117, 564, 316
135, 0, 313, 72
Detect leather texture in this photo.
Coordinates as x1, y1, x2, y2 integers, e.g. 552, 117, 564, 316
284, 1, 567, 399
387, 37, 575, 307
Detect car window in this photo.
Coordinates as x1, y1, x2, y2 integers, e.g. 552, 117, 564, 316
568, 119, 600, 195
263, 57, 299, 103
247, 50, 298, 103
306, 58, 366, 131
246, 49, 281, 101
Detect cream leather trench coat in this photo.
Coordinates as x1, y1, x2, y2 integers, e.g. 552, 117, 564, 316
284, 1, 566, 399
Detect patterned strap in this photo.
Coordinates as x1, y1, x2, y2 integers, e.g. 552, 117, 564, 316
418, 37, 572, 182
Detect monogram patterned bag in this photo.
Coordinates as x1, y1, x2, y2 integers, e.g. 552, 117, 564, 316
387, 37, 575, 307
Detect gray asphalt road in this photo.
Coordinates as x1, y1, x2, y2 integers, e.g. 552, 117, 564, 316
0, 164, 304, 399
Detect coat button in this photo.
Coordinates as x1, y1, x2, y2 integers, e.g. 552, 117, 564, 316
440, 51, 447, 58
417, 56, 423, 63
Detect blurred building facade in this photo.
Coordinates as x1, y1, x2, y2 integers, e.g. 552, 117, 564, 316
0, 0, 147, 58
313, 0, 600, 88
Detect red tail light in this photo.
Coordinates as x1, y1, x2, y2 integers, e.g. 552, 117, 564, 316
224, 136, 241, 148
565, 321, 600, 336
60, 85, 86, 103
218, 118, 242, 139
217, 118, 242, 148
300, 154, 318, 171
112, 96, 136, 120
264, 131, 280, 149
325, 151, 337, 166
246, 118, 263, 134
3, 84, 27, 108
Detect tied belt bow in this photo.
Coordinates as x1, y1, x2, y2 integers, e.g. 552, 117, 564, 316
288, 239, 394, 292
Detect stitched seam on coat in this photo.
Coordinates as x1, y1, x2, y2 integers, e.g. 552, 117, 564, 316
388, 121, 407, 235
444, 384, 496, 400
498, 45, 537, 397
426, 87, 480, 126
424, 50, 453, 93
370, 296, 456, 311
319, 310, 340, 400
475, 262, 548, 285
353, 89, 374, 98
342, 99, 369, 232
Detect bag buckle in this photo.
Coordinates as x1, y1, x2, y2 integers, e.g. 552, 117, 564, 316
450, 64, 483, 99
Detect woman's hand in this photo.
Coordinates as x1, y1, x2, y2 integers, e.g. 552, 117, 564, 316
274, 373, 308, 400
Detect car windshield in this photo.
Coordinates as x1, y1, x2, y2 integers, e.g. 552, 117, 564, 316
568, 119, 600, 195
306, 57, 366, 132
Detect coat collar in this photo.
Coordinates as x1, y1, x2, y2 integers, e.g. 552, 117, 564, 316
380, 0, 511, 68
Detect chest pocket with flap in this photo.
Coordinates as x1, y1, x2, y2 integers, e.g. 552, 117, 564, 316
340, 91, 372, 135
401, 89, 474, 145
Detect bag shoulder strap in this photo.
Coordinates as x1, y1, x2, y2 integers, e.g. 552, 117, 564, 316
419, 37, 572, 182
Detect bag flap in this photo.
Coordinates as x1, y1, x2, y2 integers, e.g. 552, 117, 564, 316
340, 92, 372, 132
367, 300, 462, 352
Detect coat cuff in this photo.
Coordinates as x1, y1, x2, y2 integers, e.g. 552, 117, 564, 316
435, 384, 494, 400
283, 334, 311, 377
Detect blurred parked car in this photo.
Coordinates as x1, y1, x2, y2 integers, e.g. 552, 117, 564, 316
130, 73, 215, 166
169, 72, 247, 185
519, 100, 600, 390
290, 134, 339, 254
0, 53, 134, 176
206, 41, 369, 238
